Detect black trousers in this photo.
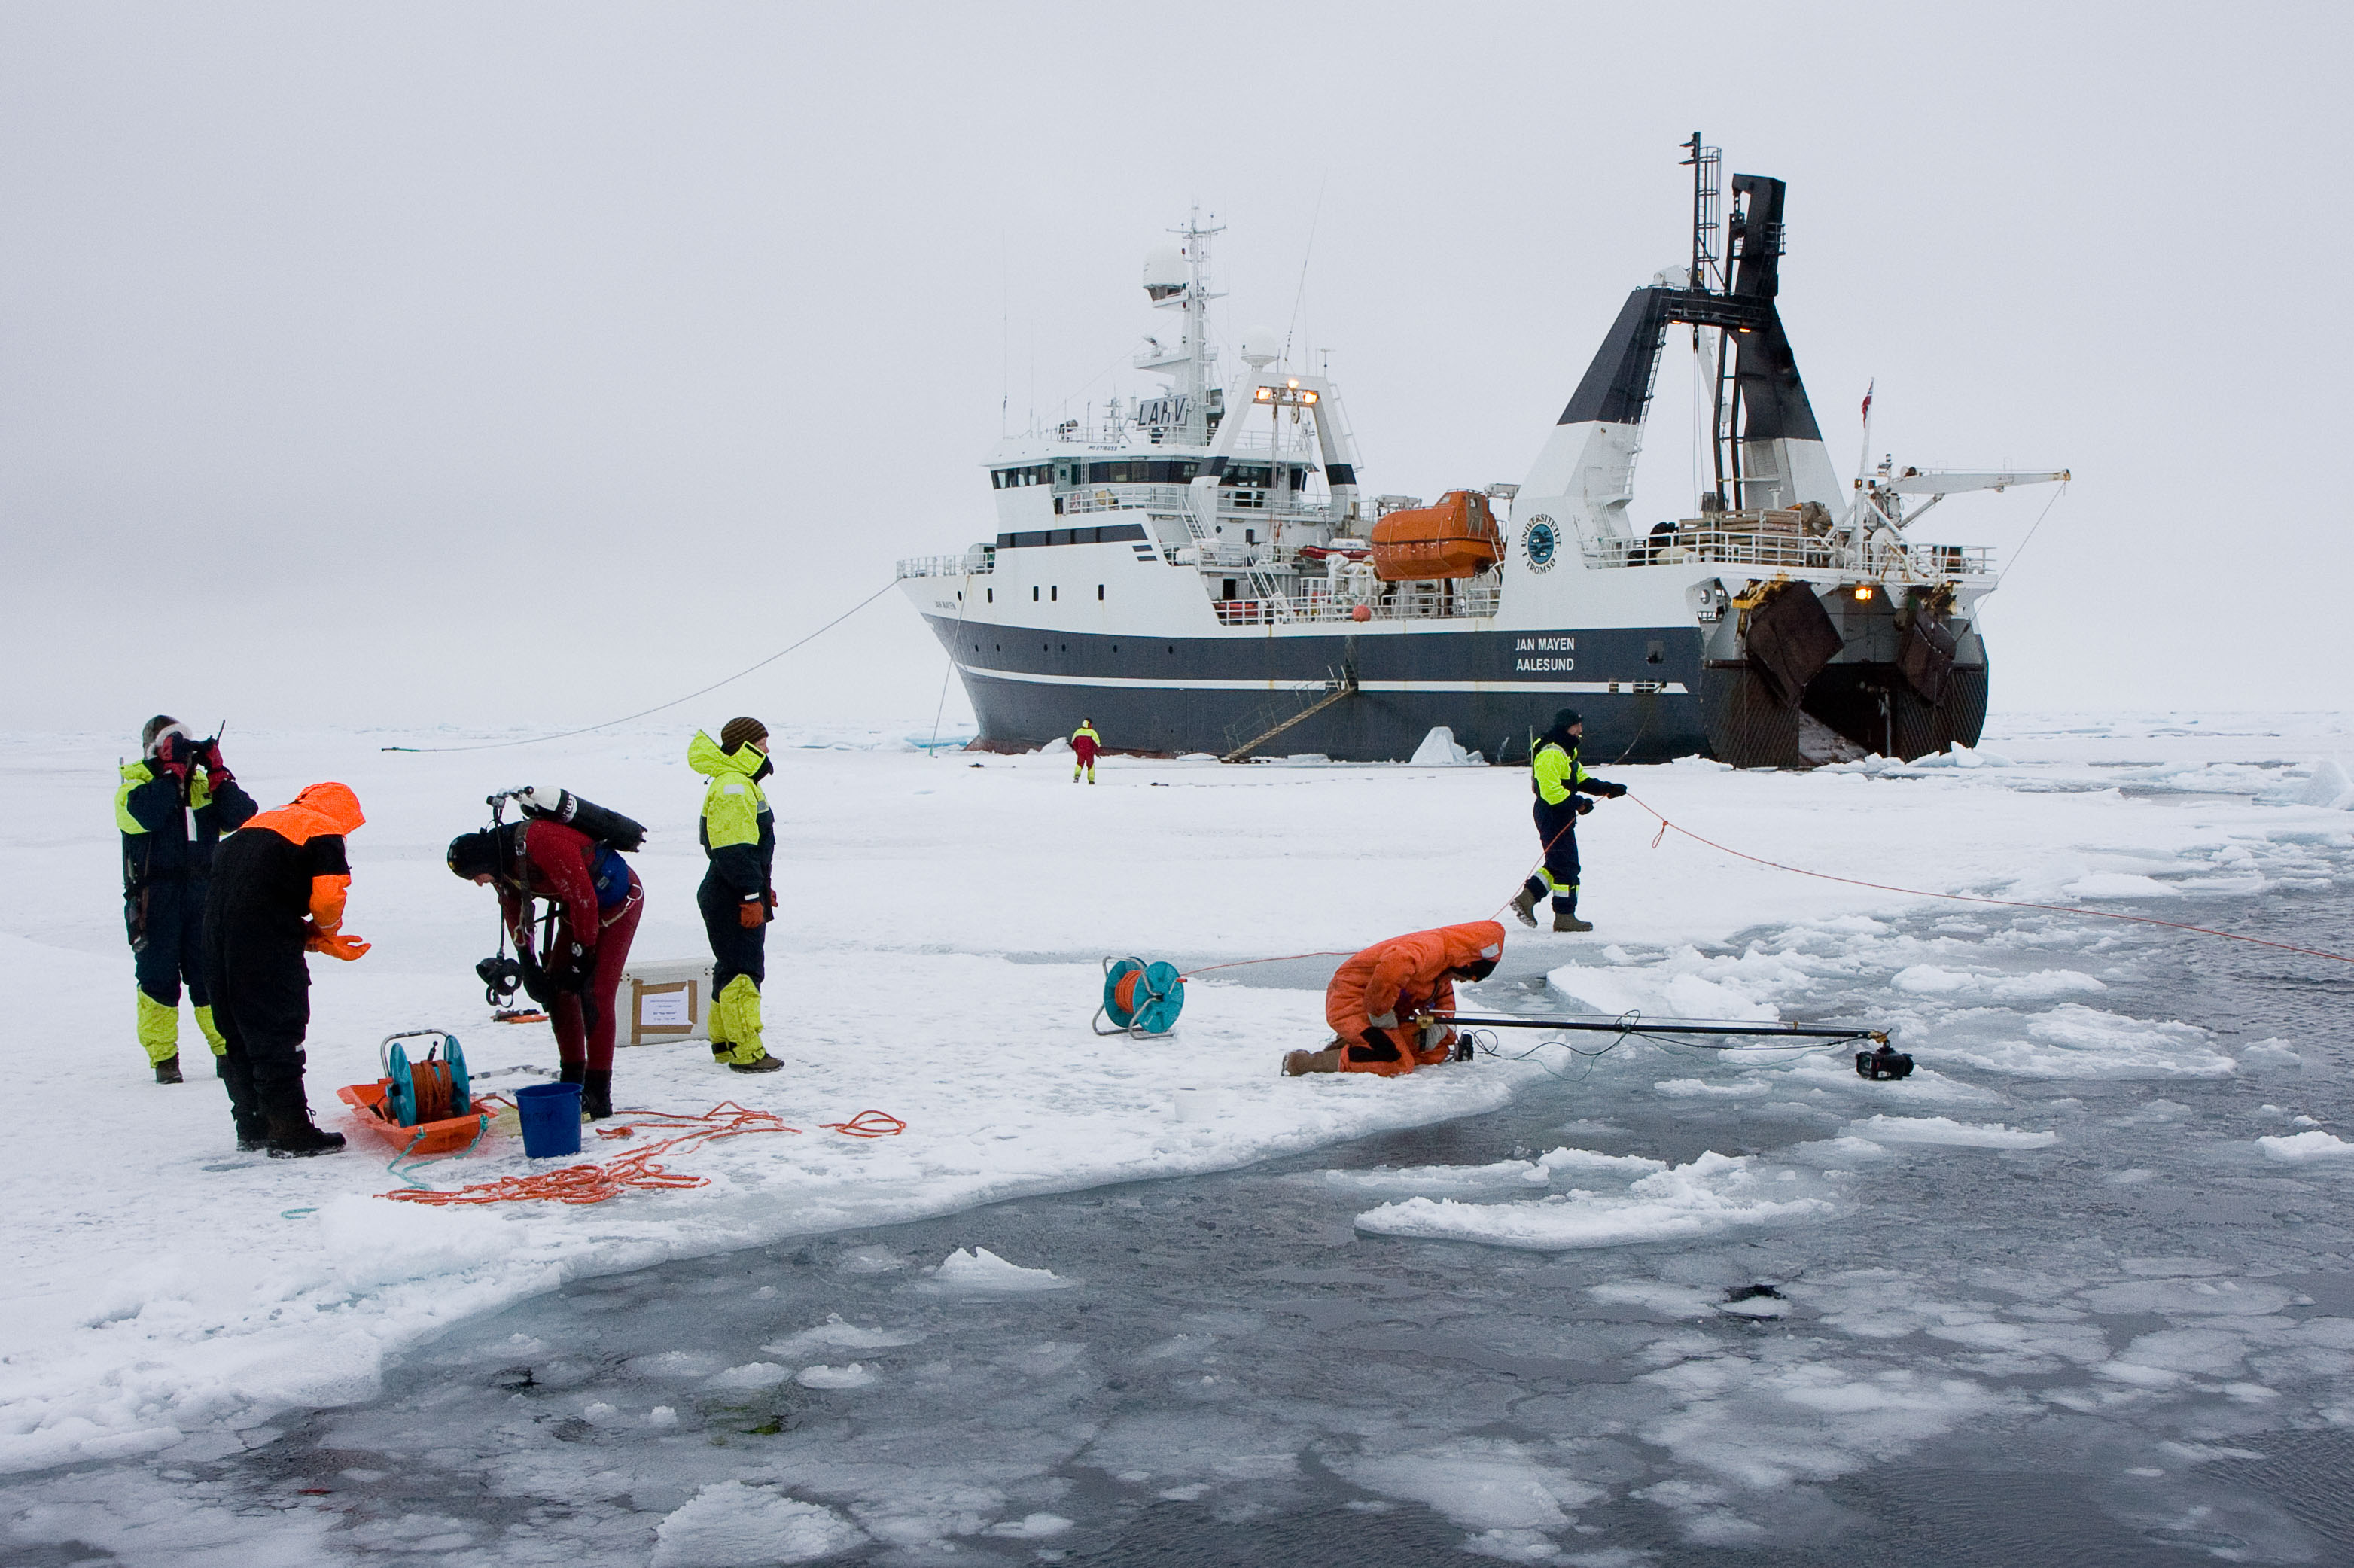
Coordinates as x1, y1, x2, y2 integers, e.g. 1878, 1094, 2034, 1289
132, 880, 212, 1010
203, 921, 312, 1131
1525, 797, 1582, 909
698, 873, 766, 997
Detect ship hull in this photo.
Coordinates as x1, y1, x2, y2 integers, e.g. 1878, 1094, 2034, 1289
921, 614, 1710, 763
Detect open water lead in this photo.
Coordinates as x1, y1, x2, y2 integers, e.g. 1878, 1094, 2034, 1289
1095, 957, 1185, 1039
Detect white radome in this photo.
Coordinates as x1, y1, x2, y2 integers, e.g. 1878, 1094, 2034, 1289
1142, 242, 1187, 295
1238, 326, 1281, 369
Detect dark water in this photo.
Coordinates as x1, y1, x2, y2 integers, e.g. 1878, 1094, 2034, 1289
9, 882, 2352, 1568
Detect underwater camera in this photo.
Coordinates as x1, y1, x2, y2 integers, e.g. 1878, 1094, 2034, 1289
1855, 1042, 1915, 1080
476, 954, 523, 1006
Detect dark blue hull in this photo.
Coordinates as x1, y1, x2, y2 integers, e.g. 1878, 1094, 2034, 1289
924, 617, 1711, 763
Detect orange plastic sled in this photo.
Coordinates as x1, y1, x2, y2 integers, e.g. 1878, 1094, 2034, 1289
338, 1079, 486, 1156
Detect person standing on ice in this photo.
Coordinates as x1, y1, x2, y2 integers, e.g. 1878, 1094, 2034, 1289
1070, 718, 1101, 784
688, 718, 784, 1075
116, 717, 256, 1084
1284, 921, 1504, 1076
1509, 708, 1625, 933
203, 781, 369, 1157
446, 801, 643, 1119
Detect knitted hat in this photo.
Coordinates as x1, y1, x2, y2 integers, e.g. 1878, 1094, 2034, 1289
720, 716, 769, 754
1551, 708, 1583, 733
142, 715, 185, 755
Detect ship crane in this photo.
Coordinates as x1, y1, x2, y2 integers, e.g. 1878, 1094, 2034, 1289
1847, 457, 2071, 577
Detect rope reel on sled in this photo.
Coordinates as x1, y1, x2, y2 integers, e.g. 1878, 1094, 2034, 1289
382, 1030, 473, 1128
1094, 957, 1185, 1039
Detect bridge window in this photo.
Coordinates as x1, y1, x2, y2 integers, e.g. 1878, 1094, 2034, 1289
1097, 584, 1104, 600
1050, 585, 1058, 601
1032, 586, 1040, 601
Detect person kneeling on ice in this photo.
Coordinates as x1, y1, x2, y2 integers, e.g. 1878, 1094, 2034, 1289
446, 796, 644, 1120
1284, 921, 1505, 1077
203, 781, 369, 1156
1509, 708, 1626, 934
1071, 718, 1101, 784
687, 718, 784, 1074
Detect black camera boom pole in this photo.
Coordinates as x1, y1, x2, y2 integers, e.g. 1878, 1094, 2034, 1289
1438, 1012, 1888, 1045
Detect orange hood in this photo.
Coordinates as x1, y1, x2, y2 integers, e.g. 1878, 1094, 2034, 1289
1436, 920, 1506, 969
245, 781, 365, 845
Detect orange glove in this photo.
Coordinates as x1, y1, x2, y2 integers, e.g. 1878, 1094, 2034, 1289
737, 902, 766, 929
304, 924, 371, 961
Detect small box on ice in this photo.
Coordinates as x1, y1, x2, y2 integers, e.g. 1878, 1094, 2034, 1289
621, 959, 717, 1046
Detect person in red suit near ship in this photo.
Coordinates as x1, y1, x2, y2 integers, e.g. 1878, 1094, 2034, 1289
446, 796, 643, 1119
1283, 921, 1505, 1076
1070, 719, 1101, 784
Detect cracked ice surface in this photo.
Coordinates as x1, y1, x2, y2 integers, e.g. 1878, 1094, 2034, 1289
2, 713, 2352, 1563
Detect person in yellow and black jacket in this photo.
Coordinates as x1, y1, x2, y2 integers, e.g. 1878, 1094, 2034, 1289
1509, 708, 1626, 933
117, 717, 257, 1083
204, 781, 370, 1156
688, 717, 784, 1074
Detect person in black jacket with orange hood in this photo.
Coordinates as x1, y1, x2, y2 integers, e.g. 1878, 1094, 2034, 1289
204, 781, 370, 1156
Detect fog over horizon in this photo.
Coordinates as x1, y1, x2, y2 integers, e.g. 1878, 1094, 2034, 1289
4, 2, 2343, 738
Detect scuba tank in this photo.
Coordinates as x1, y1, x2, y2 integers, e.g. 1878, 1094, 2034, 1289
510, 786, 647, 853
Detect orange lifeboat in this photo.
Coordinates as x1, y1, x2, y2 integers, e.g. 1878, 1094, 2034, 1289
1369, 490, 1503, 581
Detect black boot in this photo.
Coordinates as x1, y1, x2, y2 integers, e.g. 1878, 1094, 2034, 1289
264, 1100, 346, 1159
581, 1069, 613, 1121
154, 1055, 183, 1085
1509, 882, 1543, 928
559, 1061, 586, 1085
218, 1052, 267, 1149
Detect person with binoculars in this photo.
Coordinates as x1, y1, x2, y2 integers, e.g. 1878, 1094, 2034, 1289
115, 716, 256, 1083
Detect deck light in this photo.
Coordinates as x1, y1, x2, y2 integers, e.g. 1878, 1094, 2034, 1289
1853, 584, 1874, 601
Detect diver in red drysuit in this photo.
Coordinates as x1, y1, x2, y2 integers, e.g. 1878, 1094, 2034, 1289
446, 817, 641, 1118
1284, 920, 1506, 1077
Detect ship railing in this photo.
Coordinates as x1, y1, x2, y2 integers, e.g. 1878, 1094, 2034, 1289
896, 548, 996, 580
1061, 483, 1195, 515
1210, 583, 1500, 626
1581, 528, 1993, 578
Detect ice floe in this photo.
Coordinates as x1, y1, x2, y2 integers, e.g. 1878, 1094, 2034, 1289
927, 1247, 1073, 1293
651, 1481, 864, 1566
1354, 1152, 1832, 1250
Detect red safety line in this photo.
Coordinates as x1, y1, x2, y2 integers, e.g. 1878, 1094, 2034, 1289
822, 1109, 908, 1138
1622, 790, 2354, 967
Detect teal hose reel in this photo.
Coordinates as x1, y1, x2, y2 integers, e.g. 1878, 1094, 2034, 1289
382, 1030, 472, 1127
1094, 957, 1185, 1039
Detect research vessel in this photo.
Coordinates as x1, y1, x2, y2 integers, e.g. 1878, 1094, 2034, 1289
897, 139, 2066, 766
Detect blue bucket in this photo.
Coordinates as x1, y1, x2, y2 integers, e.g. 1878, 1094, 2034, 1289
516, 1081, 583, 1159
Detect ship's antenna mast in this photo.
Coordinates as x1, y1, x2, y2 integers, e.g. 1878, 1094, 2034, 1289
1679, 132, 1731, 512
1176, 206, 1226, 446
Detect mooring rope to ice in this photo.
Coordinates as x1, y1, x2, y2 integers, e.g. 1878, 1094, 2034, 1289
380, 580, 900, 754
1623, 791, 2354, 967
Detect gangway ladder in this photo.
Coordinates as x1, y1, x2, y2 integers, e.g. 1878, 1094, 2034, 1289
1220, 668, 1358, 763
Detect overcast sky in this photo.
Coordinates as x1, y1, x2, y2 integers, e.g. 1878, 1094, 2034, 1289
3, 2, 2344, 736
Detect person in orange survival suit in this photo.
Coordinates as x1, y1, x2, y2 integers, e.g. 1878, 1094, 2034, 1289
1282, 921, 1505, 1076
203, 782, 370, 1157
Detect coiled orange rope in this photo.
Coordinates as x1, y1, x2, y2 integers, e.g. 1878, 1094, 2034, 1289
822, 1109, 908, 1138
383, 1099, 903, 1207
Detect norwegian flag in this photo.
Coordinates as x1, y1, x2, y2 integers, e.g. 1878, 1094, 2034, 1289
1860, 380, 1874, 424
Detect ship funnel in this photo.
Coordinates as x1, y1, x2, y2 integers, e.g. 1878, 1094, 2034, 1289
1239, 326, 1281, 369
1144, 242, 1188, 301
